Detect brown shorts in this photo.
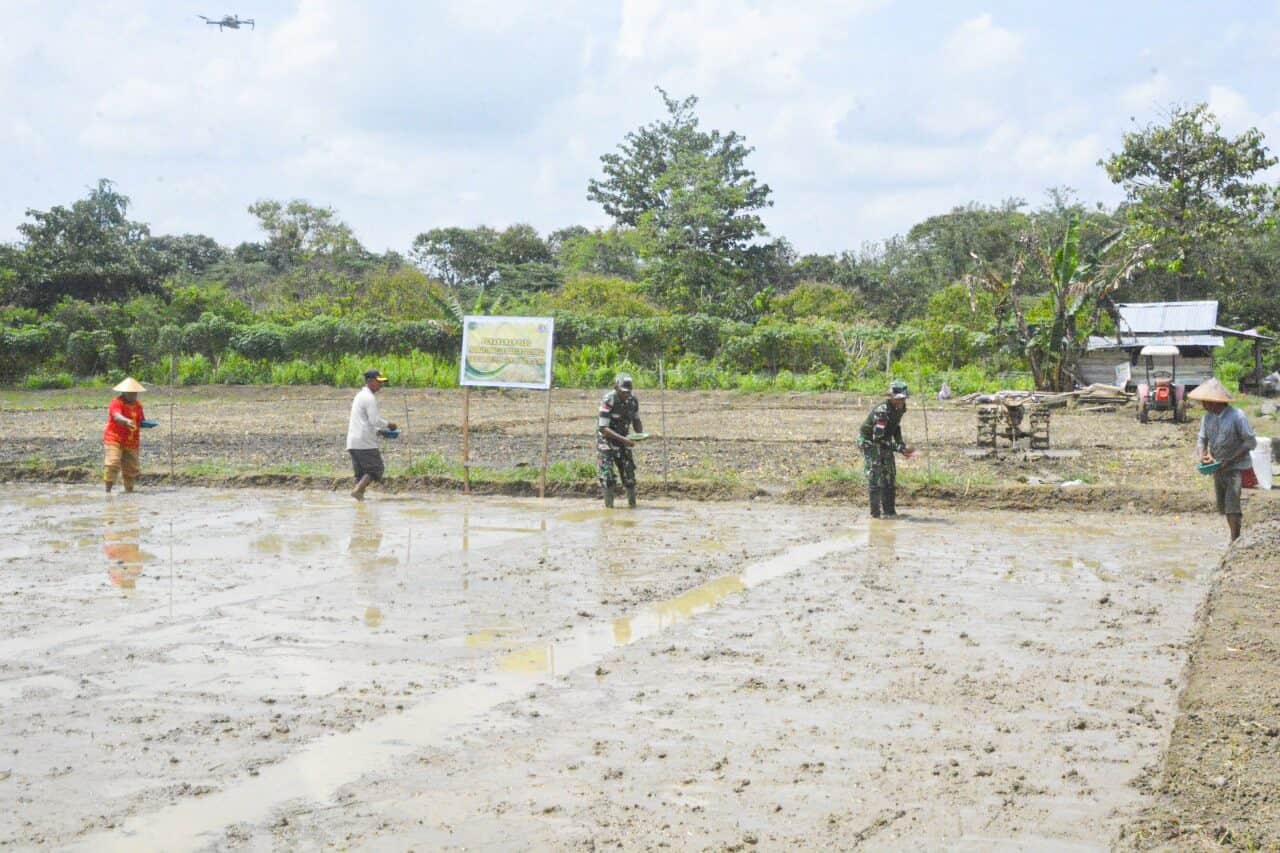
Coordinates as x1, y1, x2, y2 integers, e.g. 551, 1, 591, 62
104, 443, 141, 483
1214, 468, 1243, 515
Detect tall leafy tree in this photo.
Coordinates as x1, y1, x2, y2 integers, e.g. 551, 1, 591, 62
1102, 103, 1278, 300
410, 226, 499, 291
410, 224, 554, 304
247, 199, 367, 270
553, 226, 642, 279
5, 179, 157, 308
588, 89, 773, 317
145, 234, 227, 277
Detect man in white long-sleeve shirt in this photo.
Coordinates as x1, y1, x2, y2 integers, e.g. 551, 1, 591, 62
347, 369, 397, 501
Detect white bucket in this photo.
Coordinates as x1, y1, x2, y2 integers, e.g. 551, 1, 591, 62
1251, 436, 1273, 490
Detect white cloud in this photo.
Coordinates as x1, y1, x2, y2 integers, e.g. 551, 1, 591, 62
1118, 72, 1172, 115
1, 0, 1276, 256
942, 14, 1024, 74
1208, 84, 1253, 127
916, 96, 1005, 137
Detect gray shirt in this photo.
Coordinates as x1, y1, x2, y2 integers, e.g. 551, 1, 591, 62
1196, 406, 1257, 471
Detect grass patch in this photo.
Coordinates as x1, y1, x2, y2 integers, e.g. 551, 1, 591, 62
800, 465, 866, 486
393, 454, 596, 484
0, 386, 113, 410
679, 457, 742, 486
178, 460, 248, 478
898, 468, 985, 487
396, 453, 458, 478
262, 460, 338, 477
547, 460, 598, 482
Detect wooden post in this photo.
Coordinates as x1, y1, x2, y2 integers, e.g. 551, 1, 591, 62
539, 384, 551, 499
404, 358, 415, 473
168, 354, 175, 484
916, 369, 933, 483
403, 388, 413, 474
462, 385, 472, 495
659, 359, 669, 494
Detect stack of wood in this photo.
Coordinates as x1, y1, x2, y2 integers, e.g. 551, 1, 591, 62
1067, 383, 1133, 405
953, 384, 1132, 410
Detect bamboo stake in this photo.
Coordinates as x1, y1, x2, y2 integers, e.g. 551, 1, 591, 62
462, 385, 471, 495
403, 390, 413, 475
539, 384, 551, 500
916, 369, 933, 483
659, 359, 669, 494
168, 354, 175, 484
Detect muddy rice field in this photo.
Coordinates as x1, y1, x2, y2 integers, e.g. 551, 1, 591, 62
1, 387, 1278, 850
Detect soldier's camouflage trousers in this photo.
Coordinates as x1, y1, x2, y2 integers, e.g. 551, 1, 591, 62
861, 444, 897, 490
598, 447, 637, 489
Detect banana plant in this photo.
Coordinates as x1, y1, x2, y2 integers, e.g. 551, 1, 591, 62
969, 214, 1148, 390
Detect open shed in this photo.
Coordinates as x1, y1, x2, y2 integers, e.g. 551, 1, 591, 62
1078, 301, 1273, 391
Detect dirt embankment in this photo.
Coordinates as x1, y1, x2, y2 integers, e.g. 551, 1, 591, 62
1122, 501, 1280, 851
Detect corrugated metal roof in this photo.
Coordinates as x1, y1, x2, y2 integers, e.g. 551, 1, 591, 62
1087, 334, 1224, 351
1115, 301, 1218, 333
1212, 325, 1276, 342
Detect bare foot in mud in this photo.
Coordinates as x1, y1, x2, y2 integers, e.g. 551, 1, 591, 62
350, 489, 365, 501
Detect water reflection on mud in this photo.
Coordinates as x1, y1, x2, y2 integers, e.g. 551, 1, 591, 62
103, 501, 147, 591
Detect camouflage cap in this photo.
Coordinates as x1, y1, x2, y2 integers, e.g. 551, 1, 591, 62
889, 380, 909, 399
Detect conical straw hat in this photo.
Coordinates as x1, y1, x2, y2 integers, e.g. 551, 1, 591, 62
1186, 377, 1231, 403
112, 377, 146, 393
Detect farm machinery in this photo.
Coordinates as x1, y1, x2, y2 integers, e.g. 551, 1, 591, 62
1135, 344, 1188, 423
976, 396, 1051, 450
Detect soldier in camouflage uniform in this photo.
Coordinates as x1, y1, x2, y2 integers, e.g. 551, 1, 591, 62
858, 380, 914, 518
597, 373, 643, 508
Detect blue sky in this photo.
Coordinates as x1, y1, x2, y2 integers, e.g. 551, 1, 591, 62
3, 0, 1278, 255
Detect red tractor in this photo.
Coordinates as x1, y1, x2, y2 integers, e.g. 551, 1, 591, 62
1135, 344, 1188, 423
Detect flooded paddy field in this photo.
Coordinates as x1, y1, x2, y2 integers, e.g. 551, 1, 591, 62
0, 485, 1218, 850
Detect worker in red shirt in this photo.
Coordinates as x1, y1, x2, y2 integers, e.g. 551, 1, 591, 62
103, 377, 148, 493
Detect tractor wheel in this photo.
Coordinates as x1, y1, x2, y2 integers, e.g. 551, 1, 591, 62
976, 407, 997, 448
1030, 410, 1051, 450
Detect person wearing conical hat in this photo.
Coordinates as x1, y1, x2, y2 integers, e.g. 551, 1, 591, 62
103, 378, 147, 493
1189, 378, 1257, 542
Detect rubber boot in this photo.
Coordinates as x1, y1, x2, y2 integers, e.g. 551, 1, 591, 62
882, 488, 897, 518
868, 486, 881, 518
626, 485, 637, 508
603, 483, 615, 508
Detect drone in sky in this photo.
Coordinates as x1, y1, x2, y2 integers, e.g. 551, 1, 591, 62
199, 14, 255, 31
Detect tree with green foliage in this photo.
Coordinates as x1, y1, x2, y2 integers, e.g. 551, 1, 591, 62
536, 274, 661, 317
145, 233, 227, 277
1102, 103, 1278, 301
968, 214, 1149, 390
4, 179, 158, 308
410, 226, 498, 291
766, 282, 863, 323
410, 223, 554, 306
247, 199, 367, 270
588, 89, 773, 318
553, 226, 642, 279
